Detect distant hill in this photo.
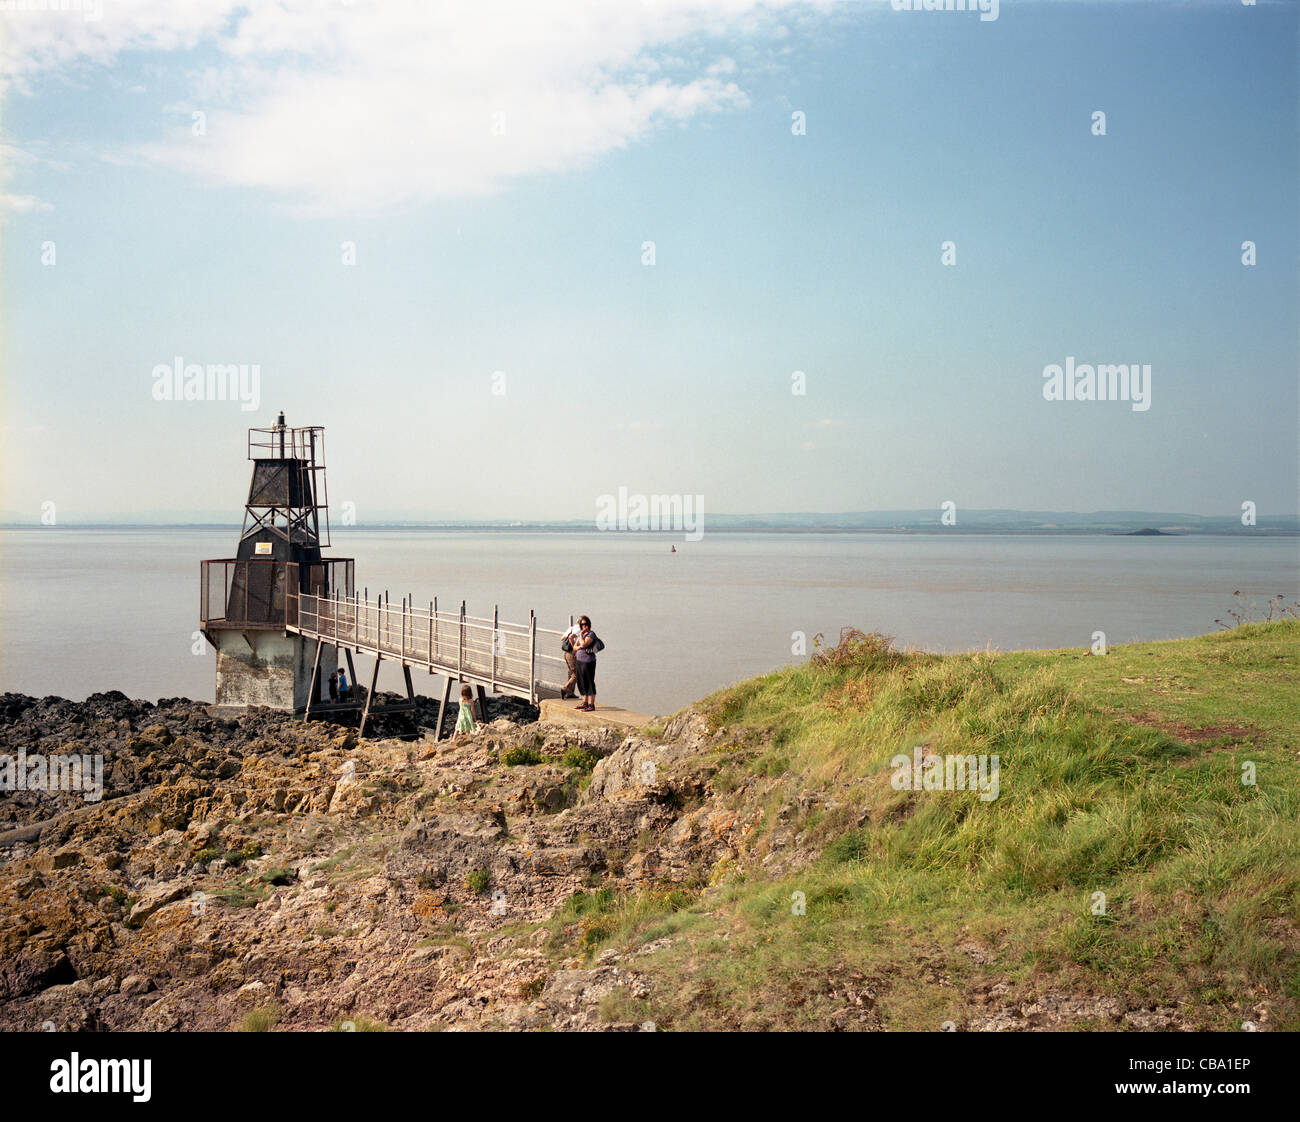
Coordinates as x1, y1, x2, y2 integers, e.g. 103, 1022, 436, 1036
2, 510, 1296, 533
695, 510, 1297, 533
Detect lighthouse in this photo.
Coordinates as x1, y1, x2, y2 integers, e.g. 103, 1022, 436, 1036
199, 415, 354, 710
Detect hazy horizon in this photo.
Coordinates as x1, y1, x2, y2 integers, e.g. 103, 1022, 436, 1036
3, 507, 1298, 530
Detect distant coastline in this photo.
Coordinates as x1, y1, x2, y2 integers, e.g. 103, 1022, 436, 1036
3, 511, 1298, 537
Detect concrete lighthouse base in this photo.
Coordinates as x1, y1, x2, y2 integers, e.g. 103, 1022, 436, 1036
212, 631, 336, 711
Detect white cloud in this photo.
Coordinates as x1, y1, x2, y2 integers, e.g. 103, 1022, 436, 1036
0, 192, 53, 214
2, 0, 840, 215
0, 142, 67, 217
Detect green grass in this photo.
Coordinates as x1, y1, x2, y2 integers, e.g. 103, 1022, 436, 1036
328, 1015, 389, 1032
546, 884, 706, 958
239, 1004, 280, 1032
622, 621, 1300, 1031
209, 879, 271, 909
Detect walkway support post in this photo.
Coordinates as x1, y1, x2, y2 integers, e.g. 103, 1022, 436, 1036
359, 655, 381, 737
304, 638, 323, 720
344, 649, 358, 701
435, 675, 452, 741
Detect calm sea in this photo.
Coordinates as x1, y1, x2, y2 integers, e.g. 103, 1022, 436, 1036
0, 529, 1296, 716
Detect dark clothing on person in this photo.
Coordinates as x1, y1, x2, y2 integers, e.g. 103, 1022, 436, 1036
573, 623, 599, 705
328, 674, 338, 702
574, 656, 596, 697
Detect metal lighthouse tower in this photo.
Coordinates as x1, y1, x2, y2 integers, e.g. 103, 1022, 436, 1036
199, 414, 354, 710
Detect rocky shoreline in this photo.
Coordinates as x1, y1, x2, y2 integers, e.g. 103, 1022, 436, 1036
0, 690, 756, 1031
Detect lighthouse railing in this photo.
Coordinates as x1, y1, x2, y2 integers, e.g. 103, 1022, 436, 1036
201, 557, 355, 631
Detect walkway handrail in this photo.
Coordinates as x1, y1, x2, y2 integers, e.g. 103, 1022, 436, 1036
286, 590, 569, 704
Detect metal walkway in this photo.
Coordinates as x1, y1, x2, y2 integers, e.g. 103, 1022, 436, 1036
286, 591, 569, 732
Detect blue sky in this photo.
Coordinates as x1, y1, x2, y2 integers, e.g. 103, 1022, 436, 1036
1, 0, 1296, 523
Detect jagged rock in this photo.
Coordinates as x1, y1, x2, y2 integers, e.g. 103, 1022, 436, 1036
661, 709, 711, 750
236, 980, 273, 1004
2, 951, 75, 1001
127, 880, 192, 925
541, 967, 651, 1031
966, 991, 1137, 1031
585, 738, 678, 801
119, 974, 154, 997
0, 688, 877, 1031
136, 995, 182, 1032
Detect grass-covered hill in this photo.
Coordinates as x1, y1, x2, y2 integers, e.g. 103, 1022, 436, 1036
585, 620, 1300, 1030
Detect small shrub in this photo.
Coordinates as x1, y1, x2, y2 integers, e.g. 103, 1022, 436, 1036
580, 916, 617, 950
223, 841, 263, 867
240, 1004, 280, 1032
810, 627, 904, 672
825, 829, 871, 865
465, 868, 492, 895
504, 745, 543, 767
563, 746, 599, 772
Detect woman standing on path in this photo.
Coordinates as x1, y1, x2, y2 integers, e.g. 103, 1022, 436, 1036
572, 615, 602, 711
